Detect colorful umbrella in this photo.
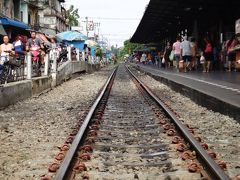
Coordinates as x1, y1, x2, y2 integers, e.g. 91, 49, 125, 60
56, 31, 88, 42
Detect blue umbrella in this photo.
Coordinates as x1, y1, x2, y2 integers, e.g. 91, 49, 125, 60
64, 41, 85, 51
56, 31, 88, 42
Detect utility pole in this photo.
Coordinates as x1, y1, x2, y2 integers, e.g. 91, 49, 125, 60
94, 22, 100, 42
98, 22, 101, 40
85, 17, 89, 37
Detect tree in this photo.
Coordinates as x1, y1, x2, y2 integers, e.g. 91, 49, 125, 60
66, 5, 80, 26
120, 39, 144, 57
95, 45, 103, 58
111, 45, 119, 56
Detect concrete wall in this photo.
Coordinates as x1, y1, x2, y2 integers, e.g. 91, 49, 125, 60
56, 61, 91, 85
72, 61, 87, 74
0, 61, 100, 108
56, 61, 73, 85
0, 80, 32, 108
32, 76, 52, 95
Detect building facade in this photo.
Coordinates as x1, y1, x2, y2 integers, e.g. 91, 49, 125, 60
20, 0, 39, 29
0, 0, 69, 36
35, 0, 69, 35
0, 0, 21, 20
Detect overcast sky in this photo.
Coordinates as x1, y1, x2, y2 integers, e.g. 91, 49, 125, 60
64, 0, 150, 47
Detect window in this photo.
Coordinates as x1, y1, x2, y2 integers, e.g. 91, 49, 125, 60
28, 13, 31, 25
20, 11, 23, 22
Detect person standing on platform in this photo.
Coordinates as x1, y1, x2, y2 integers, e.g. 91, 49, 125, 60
180, 36, 192, 72
163, 42, 172, 68
157, 51, 161, 68
226, 35, 238, 72
147, 53, 152, 65
172, 37, 181, 71
140, 52, 147, 64
203, 37, 213, 73
190, 37, 198, 71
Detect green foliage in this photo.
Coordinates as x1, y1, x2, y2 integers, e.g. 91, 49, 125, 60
120, 39, 144, 57
111, 45, 119, 56
66, 5, 80, 26
95, 45, 103, 58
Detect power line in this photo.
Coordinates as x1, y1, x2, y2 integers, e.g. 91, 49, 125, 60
79, 17, 140, 21
101, 34, 132, 37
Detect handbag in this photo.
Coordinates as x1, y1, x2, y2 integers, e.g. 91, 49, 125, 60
169, 50, 174, 61
179, 60, 184, 69
200, 55, 205, 64
162, 57, 165, 64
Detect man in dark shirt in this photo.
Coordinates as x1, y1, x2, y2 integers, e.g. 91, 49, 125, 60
26, 31, 44, 51
26, 31, 44, 73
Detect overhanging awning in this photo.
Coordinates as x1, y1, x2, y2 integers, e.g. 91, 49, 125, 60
0, 18, 29, 29
131, 0, 240, 44
0, 24, 7, 35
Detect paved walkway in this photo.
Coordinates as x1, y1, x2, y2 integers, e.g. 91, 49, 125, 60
133, 63, 240, 110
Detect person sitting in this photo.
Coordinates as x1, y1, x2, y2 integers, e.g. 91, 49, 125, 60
26, 31, 44, 57
13, 35, 24, 53
26, 31, 44, 69
13, 35, 25, 61
50, 37, 59, 49
26, 31, 44, 50
0, 35, 15, 62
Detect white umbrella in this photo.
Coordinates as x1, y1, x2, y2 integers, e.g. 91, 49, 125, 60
85, 40, 98, 47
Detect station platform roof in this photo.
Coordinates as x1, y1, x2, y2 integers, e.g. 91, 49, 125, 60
131, 0, 240, 44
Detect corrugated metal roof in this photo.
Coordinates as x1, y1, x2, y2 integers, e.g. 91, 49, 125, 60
131, 0, 240, 44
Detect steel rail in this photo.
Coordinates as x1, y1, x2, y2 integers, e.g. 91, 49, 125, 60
54, 67, 118, 180
126, 65, 230, 180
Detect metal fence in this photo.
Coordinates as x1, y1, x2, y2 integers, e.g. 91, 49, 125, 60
0, 56, 26, 84
0, 46, 107, 85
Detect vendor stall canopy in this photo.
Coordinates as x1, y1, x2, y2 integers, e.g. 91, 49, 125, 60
56, 31, 88, 50
56, 31, 88, 42
131, 0, 240, 44
0, 17, 29, 29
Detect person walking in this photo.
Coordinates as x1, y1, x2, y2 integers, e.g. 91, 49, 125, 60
203, 37, 213, 73
172, 37, 181, 71
180, 36, 192, 72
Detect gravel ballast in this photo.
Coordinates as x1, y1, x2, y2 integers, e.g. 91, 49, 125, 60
0, 67, 113, 179
130, 66, 240, 179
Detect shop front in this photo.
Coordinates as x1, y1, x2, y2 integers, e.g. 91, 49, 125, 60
0, 17, 29, 43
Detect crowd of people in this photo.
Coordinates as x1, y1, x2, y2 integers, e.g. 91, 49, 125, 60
130, 35, 240, 73
0, 30, 77, 82
0, 31, 60, 68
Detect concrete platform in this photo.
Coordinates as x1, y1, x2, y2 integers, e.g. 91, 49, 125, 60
131, 64, 240, 121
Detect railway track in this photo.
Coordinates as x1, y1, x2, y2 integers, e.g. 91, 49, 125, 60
48, 64, 230, 180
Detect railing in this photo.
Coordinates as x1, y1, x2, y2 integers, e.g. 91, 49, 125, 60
0, 55, 26, 84
0, 46, 104, 85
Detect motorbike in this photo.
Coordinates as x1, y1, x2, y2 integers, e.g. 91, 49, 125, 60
30, 45, 41, 76
57, 45, 68, 64
0, 55, 16, 84
30, 45, 40, 62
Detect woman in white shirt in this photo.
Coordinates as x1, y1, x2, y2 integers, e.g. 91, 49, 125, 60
0, 35, 14, 60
